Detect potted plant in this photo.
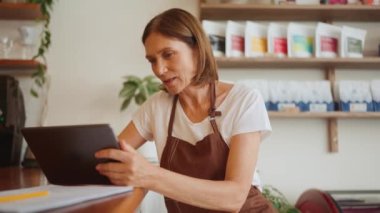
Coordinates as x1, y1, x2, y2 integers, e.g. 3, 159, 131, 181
262, 185, 300, 213
119, 75, 161, 110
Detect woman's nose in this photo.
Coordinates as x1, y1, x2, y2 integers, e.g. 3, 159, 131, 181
153, 60, 167, 77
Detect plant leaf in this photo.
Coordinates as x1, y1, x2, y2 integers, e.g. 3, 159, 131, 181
134, 93, 147, 105
32, 70, 40, 77
119, 82, 138, 98
119, 75, 161, 110
35, 78, 43, 87
146, 81, 161, 95
262, 185, 299, 213
126, 75, 143, 85
143, 75, 156, 83
134, 86, 147, 105
121, 97, 133, 111
30, 89, 38, 98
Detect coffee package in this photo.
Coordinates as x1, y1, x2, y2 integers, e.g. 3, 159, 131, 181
226, 21, 245, 57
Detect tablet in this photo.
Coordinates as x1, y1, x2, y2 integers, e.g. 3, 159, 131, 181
22, 124, 120, 185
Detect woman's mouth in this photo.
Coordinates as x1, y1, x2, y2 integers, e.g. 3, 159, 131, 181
163, 77, 176, 86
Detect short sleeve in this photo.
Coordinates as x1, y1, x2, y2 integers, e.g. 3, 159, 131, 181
132, 95, 156, 141
231, 89, 272, 141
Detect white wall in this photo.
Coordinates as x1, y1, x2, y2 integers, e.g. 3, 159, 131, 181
15, 0, 380, 206
44, 0, 197, 130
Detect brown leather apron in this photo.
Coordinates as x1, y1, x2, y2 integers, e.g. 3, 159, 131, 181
160, 83, 276, 213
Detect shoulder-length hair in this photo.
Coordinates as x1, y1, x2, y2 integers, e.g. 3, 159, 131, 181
142, 8, 218, 86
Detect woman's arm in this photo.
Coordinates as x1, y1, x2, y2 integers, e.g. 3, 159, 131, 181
96, 131, 261, 212
117, 122, 147, 149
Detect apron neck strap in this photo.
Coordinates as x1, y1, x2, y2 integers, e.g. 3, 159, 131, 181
168, 95, 179, 136
208, 82, 221, 118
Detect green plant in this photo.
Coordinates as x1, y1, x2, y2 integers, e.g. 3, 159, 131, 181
262, 185, 300, 213
27, 0, 55, 97
119, 75, 161, 110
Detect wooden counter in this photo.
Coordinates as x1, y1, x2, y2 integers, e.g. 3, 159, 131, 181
0, 167, 146, 213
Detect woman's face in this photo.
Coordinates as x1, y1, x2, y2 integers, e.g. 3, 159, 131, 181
144, 32, 197, 95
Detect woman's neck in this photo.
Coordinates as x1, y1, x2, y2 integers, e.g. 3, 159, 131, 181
177, 82, 212, 123
178, 82, 211, 109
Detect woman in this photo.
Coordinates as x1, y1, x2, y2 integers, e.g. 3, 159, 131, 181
95, 8, 275, 213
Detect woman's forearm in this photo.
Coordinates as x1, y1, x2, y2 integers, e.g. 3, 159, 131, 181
145, 166, 250, 212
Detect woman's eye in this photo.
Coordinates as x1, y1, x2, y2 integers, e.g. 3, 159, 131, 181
163, 52, 173, 59
147, 59, 156, 64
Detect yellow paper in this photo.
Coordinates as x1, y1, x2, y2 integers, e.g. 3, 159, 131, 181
0, 190, 49, 203
0, 185, 132, 212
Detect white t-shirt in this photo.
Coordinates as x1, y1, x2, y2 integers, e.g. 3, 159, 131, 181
132, 83, 272, 187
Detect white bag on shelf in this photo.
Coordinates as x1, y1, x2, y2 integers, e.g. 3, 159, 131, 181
315, 22, 341, 58
301, 81, 334, 112
371, 80, 380, 112
295, 0, 320, 4
202, 20, 226, 57
338, 80, 373, 112
269, 81, 302, 112
288, 22, 315, 58
226, 21, 245, 57
267, 22, 288, 58
341, 26, 367, 58
245, 21, 267, 58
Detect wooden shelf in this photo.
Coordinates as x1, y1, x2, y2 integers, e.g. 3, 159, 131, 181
199, 1, 380, 153
0, 3, 43, 20
0, 59, 41, 75
216, 57, 380, 69
269, 111, 380, 119
200, 4, 380, 22
269, 111, 380, 152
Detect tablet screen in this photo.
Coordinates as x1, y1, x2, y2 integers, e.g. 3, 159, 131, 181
22, 124, 120, 185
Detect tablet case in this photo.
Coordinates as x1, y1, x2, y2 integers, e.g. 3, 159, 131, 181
22, 124, 120, 185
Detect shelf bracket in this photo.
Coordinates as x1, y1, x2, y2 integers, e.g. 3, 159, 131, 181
326, 67, 338, 152
327, 118, 338, 152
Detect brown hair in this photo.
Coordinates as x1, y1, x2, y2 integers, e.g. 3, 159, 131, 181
142, 8, 218, 86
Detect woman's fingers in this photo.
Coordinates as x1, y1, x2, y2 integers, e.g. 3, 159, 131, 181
95, 142, 149, 187
95, 141, 137, 162
102, 172, 128, 186
95, 148, 129, 163
109, 179, 125, 186
119, 140, 136, 153
96, 162, 125, 173
96, 163, 137, 186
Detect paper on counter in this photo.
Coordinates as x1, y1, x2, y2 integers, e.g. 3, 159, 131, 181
0, 184, 132, 213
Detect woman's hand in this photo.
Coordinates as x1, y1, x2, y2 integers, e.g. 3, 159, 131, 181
95, 140, 155, 187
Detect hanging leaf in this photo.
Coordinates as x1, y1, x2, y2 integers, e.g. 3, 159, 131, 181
30, 89, 39, 98
121, 97, 133, 111
146, 81, 161, 95
134, 92, 147, 105
119, 75, 161, 111
143, 75, 156, 83
119, 82, 138, 98
134, 85, 147, 105
27, 0, 56, 98
126, 75, 143, 85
